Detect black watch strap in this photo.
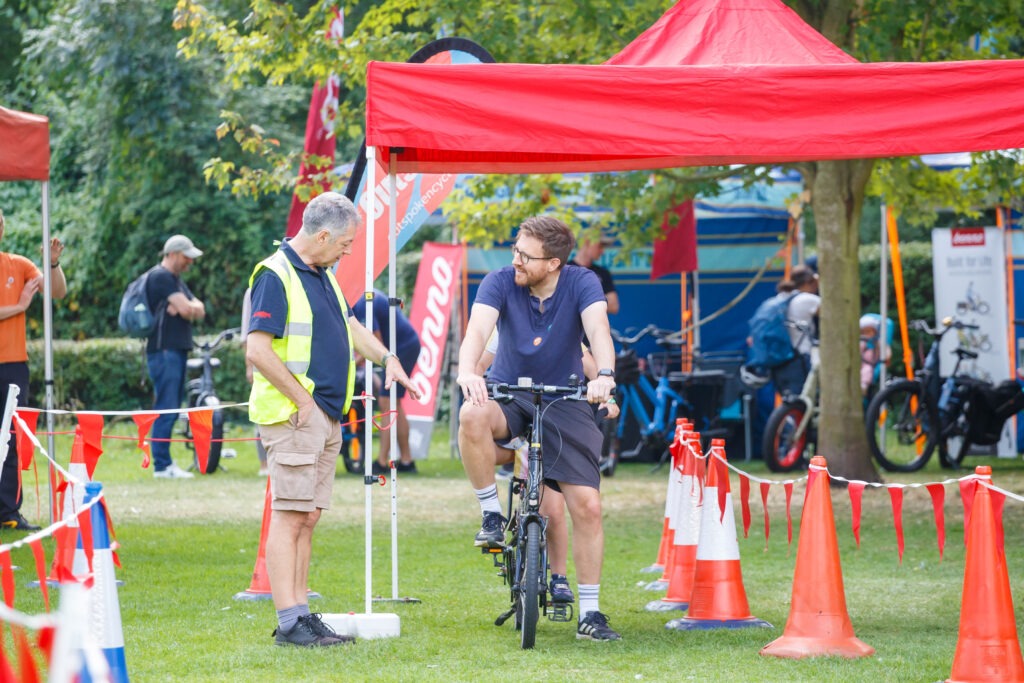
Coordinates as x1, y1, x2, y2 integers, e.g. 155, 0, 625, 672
597, 368, 615, 378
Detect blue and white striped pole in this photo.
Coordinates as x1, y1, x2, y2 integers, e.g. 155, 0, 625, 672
82, 482, 129, 682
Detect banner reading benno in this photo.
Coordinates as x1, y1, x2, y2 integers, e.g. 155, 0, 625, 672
401, 242, 464, 460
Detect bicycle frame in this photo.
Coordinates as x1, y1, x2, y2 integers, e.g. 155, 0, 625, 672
486, 378, 584, 649
787, 346, 820, 442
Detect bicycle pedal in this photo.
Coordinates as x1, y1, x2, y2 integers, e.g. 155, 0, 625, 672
547, 603, 574, 623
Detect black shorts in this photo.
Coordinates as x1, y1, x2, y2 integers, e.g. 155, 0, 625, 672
496, 397, 602, 490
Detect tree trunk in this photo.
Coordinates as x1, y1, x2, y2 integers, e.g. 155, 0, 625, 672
808, 158, 882, 482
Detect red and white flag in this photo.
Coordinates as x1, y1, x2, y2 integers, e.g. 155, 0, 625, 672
285, 7, 344, 237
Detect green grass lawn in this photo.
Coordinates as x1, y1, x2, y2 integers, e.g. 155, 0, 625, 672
5, 419, 1024, 682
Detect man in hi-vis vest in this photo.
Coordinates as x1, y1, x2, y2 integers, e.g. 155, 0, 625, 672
246, 192, 420, 648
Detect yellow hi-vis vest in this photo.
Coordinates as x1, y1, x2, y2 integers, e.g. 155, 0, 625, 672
247, 250, 355, 424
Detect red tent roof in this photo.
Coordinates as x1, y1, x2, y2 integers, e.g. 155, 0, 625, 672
0, 106, 49, 181
606, 0, 856, 66
365, 0, 1024, 174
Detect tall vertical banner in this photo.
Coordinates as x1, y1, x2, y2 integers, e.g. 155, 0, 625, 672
401, 243, 464, 460
338, 37, 494, 304
285, 7, 344, 238
931, 227, 1015, 455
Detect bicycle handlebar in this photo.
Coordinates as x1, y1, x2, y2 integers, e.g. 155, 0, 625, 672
910, 318, 979, 337
196, 327, 241, 353
487, 377, 588, 403
611, 324, 683, 348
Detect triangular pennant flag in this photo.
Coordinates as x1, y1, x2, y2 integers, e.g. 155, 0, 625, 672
888, 486, 905, 563
35, 626, 55, 665
77, 507, 95, 576
0, 635, 15, 683
0, 552, 13, 608
27, 540, 49, 612
992, 488, 1006, 554
13, 410, 38, 471
132, 412, 158, 469
960, 478, 977, 546
99, 499, 122, 568
12, 626, 39, 683
925, 483, 946, 560
715, 455, 728, 522
784, 482, 794, 546
848, 482, 865, 547
188, 409, 214, 474
76, 413, 105, 479
739, 474, 751, 538
759, 481, 771, 548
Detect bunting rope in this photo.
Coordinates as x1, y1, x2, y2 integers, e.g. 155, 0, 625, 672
10, 411, 83, 486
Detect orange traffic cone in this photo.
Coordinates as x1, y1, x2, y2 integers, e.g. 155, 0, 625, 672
642, 420, 691, 581
946, 466, 1024, 682
667, 439, 771, 630
234, 477, 321, 601
33, 430, 90, 587
647, 433, 704, 612
761, 456, 874, 659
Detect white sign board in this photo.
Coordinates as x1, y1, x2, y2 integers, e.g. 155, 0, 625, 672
931, 227, 1015, 456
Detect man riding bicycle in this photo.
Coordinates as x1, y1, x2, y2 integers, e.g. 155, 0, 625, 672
457, 216, 621, 641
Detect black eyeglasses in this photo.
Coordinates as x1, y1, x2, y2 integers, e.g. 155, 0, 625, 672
512, 245, 556, 266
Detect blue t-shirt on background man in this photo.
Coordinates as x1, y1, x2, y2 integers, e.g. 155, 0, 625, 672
351, 289, 421, 357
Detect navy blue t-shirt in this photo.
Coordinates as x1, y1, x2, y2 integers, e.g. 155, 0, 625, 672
247, 241, 352, 421
145, 266, 196, 353
351, 289, 421, 357
475, 265, 605, 386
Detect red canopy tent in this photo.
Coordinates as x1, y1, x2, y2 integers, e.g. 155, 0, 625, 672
364, 0, 1024, 173
0, 105, 58, 484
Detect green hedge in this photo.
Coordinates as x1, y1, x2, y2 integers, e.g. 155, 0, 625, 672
26, 337, 249, 418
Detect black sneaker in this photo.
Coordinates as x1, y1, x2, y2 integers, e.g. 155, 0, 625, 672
1, 514, 40, 532
273, 614, 354, 647
577, 611, 622, 641
372, 461, 389, 476
305, 613, 355, 643
549, 575, 574, 603
474, 511, 506, 548
395, 461, 418, 474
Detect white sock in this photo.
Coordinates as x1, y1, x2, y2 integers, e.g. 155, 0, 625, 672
474, 484, 502, 514
578, 584, 600, 619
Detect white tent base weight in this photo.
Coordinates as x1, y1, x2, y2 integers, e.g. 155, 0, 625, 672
320, 612, 400, 639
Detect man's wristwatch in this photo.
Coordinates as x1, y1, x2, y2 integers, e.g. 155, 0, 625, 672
380, 351, 395, 366
597, 368, 615, 378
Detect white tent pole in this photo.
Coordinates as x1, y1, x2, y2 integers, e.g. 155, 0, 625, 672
41, 180, 55, 524
879, 203, 889, 389
386, 155, 400, 600
363, 145, 377, 615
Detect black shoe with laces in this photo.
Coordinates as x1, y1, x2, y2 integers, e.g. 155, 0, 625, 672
474, 511, 506, 548
549, 574, 574, 603
273, 614, 354, 647
395, 461, 418, 474
1, 514, 40, 532
576, 611, 622, 641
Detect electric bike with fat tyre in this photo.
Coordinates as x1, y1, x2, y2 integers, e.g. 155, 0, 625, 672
484, 377, 587, 649
183, 327, 239, 474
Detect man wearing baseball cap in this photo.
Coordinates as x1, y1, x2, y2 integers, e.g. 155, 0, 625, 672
146, 234, 206, 479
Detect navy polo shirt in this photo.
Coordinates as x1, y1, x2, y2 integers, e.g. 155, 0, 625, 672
475, 265, 604, 386
247, 241, 352, 421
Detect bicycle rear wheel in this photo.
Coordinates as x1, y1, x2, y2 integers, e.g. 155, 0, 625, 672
519, 519, 542, 649
189, 397, 224, 474
762, 400, 813, 472
865, 379, 937, 472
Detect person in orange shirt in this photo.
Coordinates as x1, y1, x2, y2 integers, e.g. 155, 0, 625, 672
0, 209, 66, 531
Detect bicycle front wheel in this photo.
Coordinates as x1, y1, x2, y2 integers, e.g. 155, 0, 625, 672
762, 400, 813, 472
519, 519, 542, 649
865, 379, 938, 472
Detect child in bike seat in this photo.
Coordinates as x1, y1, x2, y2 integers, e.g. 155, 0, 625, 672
859, 314, 892, 396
